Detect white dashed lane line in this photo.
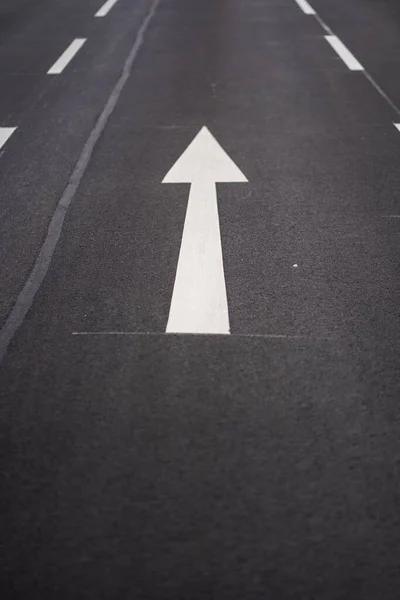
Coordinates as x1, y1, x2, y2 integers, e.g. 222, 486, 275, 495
294, 0, 316, 15
324, 35, 364, 71
292, 0, 400, 124
47, 38, 87, 75
95, 0, 119, 17
0, 127, 16, 151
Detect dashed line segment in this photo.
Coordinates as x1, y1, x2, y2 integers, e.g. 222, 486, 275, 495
294, 0, 316, 15
324, 35, 364, 71
47, 39, 87, 75
95, 0, 119, 17
0, 127, 16, 151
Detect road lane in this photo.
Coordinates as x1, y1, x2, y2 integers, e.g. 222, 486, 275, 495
4, 331, 400, 599
0, 0, 151, 326
0, 0, 136, 121
5, 0, 398, 338
2, 0, 400, 599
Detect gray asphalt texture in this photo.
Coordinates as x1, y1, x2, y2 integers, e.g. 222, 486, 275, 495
1, 0, 400, 598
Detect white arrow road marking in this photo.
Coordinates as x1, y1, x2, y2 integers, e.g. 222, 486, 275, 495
394, 123, 400, 133
163, 126, 247, 334
0, 127, 16, 152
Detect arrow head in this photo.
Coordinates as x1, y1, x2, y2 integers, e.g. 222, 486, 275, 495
162, 126, 248, 183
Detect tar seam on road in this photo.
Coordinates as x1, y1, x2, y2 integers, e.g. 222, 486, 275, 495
71, 331, 306, 340
0, 0, 161, 365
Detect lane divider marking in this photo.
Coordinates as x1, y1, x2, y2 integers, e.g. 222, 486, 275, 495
47, 38, 87, 75
324, 35, 364, 71
294, 0, 316, 15
0, 127, 16, 151
95, 0, 119, 17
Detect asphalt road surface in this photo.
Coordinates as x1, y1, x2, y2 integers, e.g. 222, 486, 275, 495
1, 0, 400, 598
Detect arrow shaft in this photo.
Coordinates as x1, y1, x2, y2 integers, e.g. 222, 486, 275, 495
166, 180, 230, 334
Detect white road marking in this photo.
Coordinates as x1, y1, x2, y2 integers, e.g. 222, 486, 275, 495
95, 0, 119, 17
0, 127, 16, 151
324, 35, 363, 71
163, 126, 247, 334
307, 3, 400, 123
47, 39, 87, 74
294, 0, 315, 15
